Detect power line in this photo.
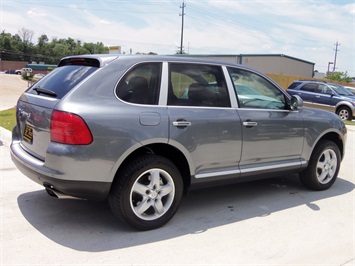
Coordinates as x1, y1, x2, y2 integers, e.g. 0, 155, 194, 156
11, 0, 176, 14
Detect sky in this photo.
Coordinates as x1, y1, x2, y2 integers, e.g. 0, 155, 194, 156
0, 0, 354, 76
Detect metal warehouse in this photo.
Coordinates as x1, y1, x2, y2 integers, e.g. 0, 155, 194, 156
181, 54, 315, 78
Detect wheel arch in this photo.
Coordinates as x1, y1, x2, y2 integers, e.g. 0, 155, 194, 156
316, 131, 345, 160
335, 102, 355, 117
111, 143, 191, 194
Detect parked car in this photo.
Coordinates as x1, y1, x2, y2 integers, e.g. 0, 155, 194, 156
287, 80, 355, 120
33, 73, 46, 79
11, 55, 347, 230
344, 86, 355, 96
4, 69, 16, 74
15, 67, 32, 75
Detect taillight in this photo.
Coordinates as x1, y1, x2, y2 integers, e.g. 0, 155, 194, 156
50, 110, 93, 145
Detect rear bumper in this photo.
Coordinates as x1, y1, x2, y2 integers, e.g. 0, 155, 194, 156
10, 141, 111, 201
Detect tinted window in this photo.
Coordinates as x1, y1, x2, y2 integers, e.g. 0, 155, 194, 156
58, 57, 100, 67
168, 63, 230, 107
300, 83, 317, 92
316, 84, 332, 94
288, 82, 301, 90
228, 68, 286, 110
27, 65, 97, 99
329, 84, 353, 96
116, 63, 161, 105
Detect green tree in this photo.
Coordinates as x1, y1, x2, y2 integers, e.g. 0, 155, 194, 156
83, 42, 109, 54
0, 31, 13, 60
0, 31, 26, 60
326, 71, 352, 83
0, 29, 112, 64
33, 34, 50, 62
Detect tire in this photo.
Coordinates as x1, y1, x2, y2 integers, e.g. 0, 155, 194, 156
337, 106, 352, 121
299, 140, 341, 191
108, 155, 183, 230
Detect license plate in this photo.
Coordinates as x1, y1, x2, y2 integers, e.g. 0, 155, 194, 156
23, 124, 33, 144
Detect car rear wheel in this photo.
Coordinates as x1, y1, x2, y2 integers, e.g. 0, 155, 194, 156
108, 155, 183, 230
299, 140, 340, 190
337, 106, 352, 120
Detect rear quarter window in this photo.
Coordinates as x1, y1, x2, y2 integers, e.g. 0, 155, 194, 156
287, 82, 301, 90
115, 63, 162, 105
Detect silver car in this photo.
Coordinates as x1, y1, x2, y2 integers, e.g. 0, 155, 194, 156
344, 86, 355, 96
11, 55, 347, 230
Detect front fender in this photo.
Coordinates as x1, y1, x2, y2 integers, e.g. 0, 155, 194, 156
300, 108, 347, 163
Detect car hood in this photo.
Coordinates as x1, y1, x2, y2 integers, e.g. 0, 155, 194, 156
338, 95, 355, 101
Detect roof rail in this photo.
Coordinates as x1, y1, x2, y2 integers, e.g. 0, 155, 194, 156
298, 79, 328, 83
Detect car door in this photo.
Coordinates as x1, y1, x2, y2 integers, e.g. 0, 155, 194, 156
296, 83, 317, 104
227, 67, 305, 177
166, 63, 243, 184
312, 84, 336, 112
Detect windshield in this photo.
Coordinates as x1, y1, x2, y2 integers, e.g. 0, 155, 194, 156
330, 84, 353, 96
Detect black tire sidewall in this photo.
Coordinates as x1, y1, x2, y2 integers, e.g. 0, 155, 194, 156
110, 155, 183, 230
300, 140, 341, 190
337, 106, 352, 121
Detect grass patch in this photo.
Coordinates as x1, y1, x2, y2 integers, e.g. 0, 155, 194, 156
0, 107, 16, 131
344, 120, 355, 126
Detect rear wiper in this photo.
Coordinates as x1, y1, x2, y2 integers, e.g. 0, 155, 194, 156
33, 87, 57, 97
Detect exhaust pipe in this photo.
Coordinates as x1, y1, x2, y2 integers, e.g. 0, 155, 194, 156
45, 187, 83, 200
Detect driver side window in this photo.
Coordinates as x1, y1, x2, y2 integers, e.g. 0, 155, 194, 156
228, 68, 286, 110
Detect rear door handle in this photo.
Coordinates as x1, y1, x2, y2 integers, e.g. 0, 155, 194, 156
173, 121, 191, 127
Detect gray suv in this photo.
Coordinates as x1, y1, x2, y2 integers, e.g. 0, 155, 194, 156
11, 55, 347, 230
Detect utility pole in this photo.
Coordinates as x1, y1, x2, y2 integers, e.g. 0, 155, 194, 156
332, 41, 340, 72
179, 1, 186, 54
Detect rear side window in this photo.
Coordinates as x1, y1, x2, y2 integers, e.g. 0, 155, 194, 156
27, 65, 98, 99
116, 63, 162, 105
300, 83, 317, 92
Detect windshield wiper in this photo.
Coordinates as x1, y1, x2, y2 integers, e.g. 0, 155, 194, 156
33, 87, 57, 97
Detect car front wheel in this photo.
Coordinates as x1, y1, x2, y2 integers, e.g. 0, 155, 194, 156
299, 140, 341, 190
108, 155, 183, 230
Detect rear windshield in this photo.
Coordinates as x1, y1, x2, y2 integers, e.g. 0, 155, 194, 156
27, 65, 98, 99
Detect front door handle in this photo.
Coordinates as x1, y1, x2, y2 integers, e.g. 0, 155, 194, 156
243, 121, 257, 128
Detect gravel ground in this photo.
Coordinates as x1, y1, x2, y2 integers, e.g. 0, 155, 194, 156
0, 74, 29, 111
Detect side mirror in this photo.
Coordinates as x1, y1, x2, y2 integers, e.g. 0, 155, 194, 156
290, 95, 303, 111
